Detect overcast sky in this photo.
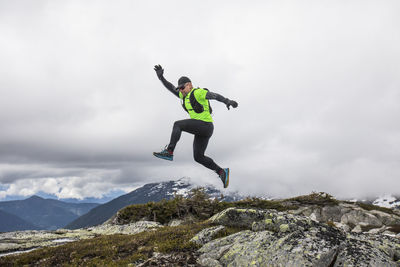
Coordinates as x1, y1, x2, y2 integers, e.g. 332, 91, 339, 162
0, 0, 399, 200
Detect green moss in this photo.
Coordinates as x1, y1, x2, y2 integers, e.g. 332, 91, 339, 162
279, 224, 289, 233
265, 219, 273, 225
286, 192, 339, 206
234, 197, 297, 212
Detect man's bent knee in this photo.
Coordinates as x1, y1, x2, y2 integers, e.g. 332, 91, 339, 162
193, 153, 204, 164
173, 121, 180, 128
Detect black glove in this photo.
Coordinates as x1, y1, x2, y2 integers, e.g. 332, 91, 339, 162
226, 100, 238, 110
154, 64, 164, 79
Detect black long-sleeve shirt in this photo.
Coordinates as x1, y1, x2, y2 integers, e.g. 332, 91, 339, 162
159, 76, 230, 104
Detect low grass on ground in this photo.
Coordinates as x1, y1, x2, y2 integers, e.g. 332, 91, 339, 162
285, 192, 340, 206
117, 188, 296, 225
0, 221, 243, 266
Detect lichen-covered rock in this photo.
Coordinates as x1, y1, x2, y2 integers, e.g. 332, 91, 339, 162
197, 256, 223, 267
254, 211, 314, 234
198, 226, 345, 266
334, 235, 400, 267
198, 230, 258, 263
190, 225, 225, 245
209, 207, 266, 228
210, 207, 315, 235
356, 233, 400, 262
198, 207, 400, 266
88, 221, 161, 235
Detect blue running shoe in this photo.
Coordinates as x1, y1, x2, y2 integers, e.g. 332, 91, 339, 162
153, 147, 173, 161
219, 168, 230, 188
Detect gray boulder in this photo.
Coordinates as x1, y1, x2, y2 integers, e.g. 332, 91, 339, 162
198, 207, 400, 266
289, 201, 400, 234
341, 209, 383, 229
210, 207, 315, 235
369, 210, 400, 226
190, 225, 225, 246
198, 227, 344, 266
89, 220, 162, 235
334, 235, 400, 267
209, 208, 266, 228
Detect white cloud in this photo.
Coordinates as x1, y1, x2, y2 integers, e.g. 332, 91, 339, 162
0, 172, 137, 200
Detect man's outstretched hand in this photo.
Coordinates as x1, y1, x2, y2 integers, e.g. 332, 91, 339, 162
154, 64, 164, 79
226, 100, 238, 110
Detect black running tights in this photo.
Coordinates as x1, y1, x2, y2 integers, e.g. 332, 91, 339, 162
167, 119, 222, 173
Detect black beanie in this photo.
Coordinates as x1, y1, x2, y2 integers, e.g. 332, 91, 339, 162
177, 76, 191, 88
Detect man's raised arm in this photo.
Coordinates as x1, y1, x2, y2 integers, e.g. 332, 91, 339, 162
154, 65, 179, 98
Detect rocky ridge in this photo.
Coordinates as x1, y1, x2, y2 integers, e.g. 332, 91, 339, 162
1, 192, 399, 266
196, 207, 400, 266
284, 195, 400, 235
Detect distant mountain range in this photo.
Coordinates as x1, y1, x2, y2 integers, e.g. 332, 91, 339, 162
0, 196, 99, 231
66, 178, 242, 229
0, 190, 126, 203
0, 209, 39, 232
1, 177, 399, 233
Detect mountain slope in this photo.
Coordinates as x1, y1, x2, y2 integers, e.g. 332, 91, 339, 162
0, 196, 99, 230
66, 178, 242, 229
0, 209, 40, 232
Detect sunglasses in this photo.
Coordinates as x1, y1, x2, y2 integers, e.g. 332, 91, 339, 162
178, 84, 186, 90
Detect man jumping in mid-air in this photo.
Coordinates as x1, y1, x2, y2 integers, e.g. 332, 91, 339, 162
153, 65, 238, 188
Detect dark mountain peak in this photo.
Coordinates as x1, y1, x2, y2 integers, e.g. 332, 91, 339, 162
26, 195, 44, 201
0, 196, 99, 231
66, 177, 243, 229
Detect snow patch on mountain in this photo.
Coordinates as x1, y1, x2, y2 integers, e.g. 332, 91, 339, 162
143, 177, 243, 202
372, 194, 400, 209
